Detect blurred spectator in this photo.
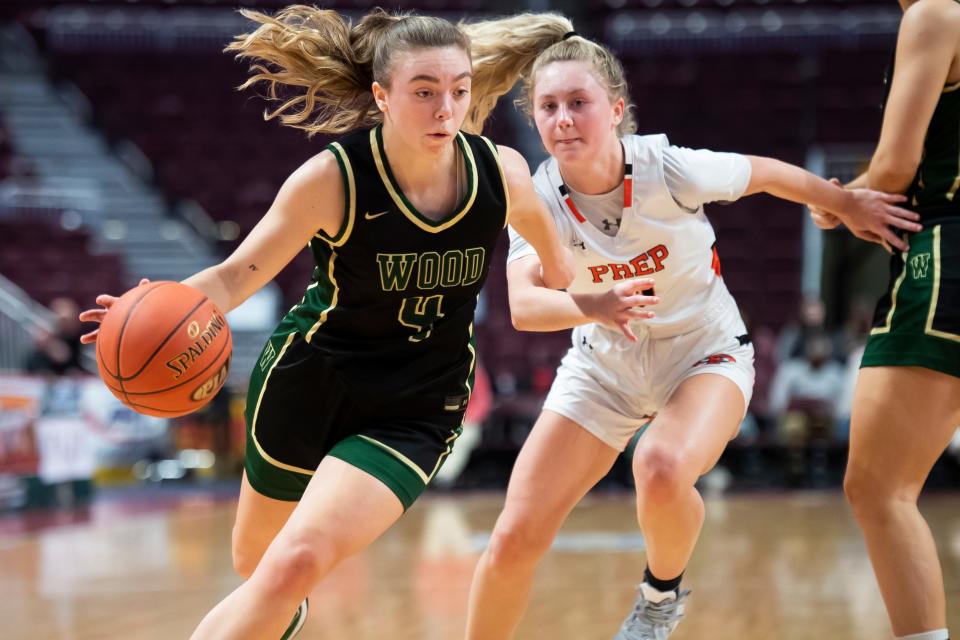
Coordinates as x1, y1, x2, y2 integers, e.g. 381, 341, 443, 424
739, 310, 779, 440
51, 297, 85, 362
835, 297, 877, 439
23, 327, 75, 375
23, 297, 85, 376
840, 296, 876, 358
769, 332, 846, 445
777, 296, 846, 364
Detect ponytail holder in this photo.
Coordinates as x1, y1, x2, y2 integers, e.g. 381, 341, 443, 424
562, 31, 578, 41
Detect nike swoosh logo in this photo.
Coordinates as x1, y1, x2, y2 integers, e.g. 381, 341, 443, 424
364, 210, 390, 220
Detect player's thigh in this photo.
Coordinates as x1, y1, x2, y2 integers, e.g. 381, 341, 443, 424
262, 456, 405, 566
497, 409, 621, 532
639, 373, 746, 482
849, 366, 960, 493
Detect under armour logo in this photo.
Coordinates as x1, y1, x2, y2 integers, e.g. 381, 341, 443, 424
572, 240, 586, 250
601, 218, 622, 232
910, 252, 931, 280
581, 336, 593, 351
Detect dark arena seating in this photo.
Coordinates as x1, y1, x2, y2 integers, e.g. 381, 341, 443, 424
0, 216, 128, 308
49, 50, 327, 301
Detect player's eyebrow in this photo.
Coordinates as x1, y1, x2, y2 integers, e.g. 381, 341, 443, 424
409, 71, 472, 83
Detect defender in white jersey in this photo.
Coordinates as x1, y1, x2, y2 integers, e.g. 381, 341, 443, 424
465, 30, 921, 640
509, 133, 756, 450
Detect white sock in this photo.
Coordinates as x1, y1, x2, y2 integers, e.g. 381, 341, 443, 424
897, 629, 949, 640
640, 582, 677, 604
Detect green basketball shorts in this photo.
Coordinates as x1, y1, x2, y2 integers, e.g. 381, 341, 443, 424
243, 324, 465, 510
862, 223, 960, 378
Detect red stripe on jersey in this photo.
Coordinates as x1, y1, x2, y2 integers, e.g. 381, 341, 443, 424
564, 196, 586, 223
623, 176, 633, 207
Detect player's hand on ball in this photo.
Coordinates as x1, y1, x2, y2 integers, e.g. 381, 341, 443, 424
589, 277, 659, 342
78, 278, 150, 344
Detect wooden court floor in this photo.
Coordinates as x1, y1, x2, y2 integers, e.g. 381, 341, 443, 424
2, 491, 959, 640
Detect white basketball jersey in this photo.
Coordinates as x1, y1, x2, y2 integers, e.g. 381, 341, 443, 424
525, 133, 740, 336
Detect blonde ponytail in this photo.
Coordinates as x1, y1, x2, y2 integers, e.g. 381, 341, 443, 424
226, 6, 625, 139
226, 5, 468, 137
459, 13, 573, 134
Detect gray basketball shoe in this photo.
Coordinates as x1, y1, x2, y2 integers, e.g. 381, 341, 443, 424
613, 583, 690, 640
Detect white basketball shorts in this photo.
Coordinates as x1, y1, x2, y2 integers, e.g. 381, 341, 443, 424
542, 303, 755, 451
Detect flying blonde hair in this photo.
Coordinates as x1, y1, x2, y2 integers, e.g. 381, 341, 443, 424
226, 5, 573, 136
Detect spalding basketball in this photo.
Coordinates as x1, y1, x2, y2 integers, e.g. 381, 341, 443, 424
95, 281, 232, 417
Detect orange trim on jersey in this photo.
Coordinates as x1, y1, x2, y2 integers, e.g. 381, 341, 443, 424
623, 164, 633, 204
562, 191, 587, 223
558, 157, 633, 224
554, 144, 632, 227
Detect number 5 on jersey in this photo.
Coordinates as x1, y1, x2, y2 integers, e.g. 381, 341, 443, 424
399, 295, 444, 342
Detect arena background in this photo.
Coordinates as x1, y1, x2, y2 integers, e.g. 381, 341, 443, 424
0, 1, 958, 639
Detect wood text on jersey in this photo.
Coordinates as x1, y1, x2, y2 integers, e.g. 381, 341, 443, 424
377, 248, 486, 292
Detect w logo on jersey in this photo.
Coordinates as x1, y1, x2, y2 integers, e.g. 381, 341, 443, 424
909, 252, 931, 280
258, 341, 277, 372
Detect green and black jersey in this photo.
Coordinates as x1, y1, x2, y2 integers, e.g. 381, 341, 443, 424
883, 37, 960, 223
865, 20, 960, 378
282, 124, 509, 402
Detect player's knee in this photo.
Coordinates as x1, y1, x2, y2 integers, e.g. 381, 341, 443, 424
843, 461, 882, 512
633, 444, 689, 505
486, 520, 553, 571
844, 464, 915, 519
257, 539, 336, 598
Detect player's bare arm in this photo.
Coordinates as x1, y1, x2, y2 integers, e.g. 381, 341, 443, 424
79, 151, 344, 343
497, 145, 575, 290
183, 150, 345, 313
507, 255, 657, 341
870, 0, 960, 193
744, 155, 921, 251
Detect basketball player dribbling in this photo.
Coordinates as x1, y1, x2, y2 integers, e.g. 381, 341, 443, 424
809, 2, 960, 638
465, 31, 924, 640
79, 7, 579, 639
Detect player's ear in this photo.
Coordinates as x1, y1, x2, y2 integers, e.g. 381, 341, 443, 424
611, 97, 624, 127
372, 82, 389, 113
